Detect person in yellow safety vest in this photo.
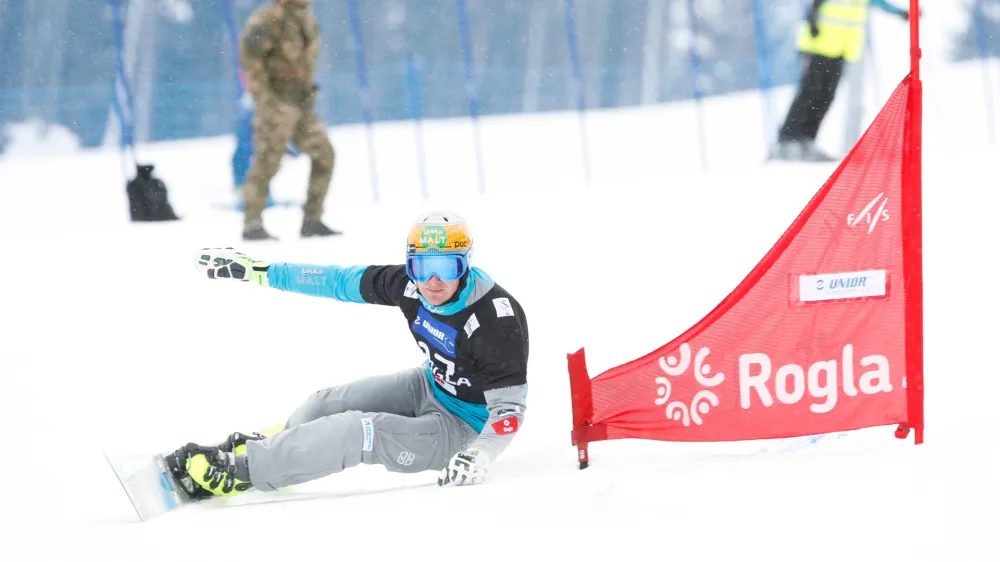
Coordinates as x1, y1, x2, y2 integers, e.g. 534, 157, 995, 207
770, 0, 913, 162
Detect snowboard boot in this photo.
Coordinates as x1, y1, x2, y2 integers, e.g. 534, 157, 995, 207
301, 219, 343, 238
165, 442, 252, 499
165, 424, 282, 500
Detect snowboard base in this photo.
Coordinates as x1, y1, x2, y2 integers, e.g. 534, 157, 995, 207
104, 451, 200, 522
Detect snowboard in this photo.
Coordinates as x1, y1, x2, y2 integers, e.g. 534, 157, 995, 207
105, 425, 286, 522
104, 451, 201, 522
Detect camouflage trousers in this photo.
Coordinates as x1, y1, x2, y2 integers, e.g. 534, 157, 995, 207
244, 99, 335, 227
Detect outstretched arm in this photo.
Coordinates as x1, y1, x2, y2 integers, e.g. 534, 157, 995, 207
266, 262, 367, 303
193, 248, 409, 306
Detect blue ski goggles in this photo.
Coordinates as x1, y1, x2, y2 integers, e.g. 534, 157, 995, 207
406, 253, 469, 283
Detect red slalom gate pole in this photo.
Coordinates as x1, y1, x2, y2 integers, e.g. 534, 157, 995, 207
900, 0, 925, 445
910, 0, 920, 82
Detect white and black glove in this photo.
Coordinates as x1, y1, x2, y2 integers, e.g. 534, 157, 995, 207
437, 447, 490, 487
193, 247, 269, 286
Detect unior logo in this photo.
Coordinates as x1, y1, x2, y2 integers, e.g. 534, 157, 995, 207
800, 270, 886, 303
414, 309, 459, 358
830, 276, 866, 290
423, 320, 445, 340
422, 320, 455, 354
817, 276, 867, 291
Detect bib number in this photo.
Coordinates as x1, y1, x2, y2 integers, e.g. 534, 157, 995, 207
418, 341, 469, 395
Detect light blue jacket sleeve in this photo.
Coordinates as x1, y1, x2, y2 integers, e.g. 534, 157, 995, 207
265, 263, 368, 303
870, 0, 906, 16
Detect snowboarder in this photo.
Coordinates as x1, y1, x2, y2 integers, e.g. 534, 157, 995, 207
167, 212, 529, 497
770, 0, 913, 161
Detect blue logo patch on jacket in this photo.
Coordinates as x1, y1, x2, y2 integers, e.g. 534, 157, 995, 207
413, 308, 458, 357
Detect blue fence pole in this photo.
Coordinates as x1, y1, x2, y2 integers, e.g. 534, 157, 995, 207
456, 0, 486, 194
750, 0, 774, 149
407, 53, 430, 200
225, 0, 256, 208
564, 0, 592, 184
865, 18, 880, 110
109, 0, 136, 178
684, 0, 708, 169
223, 0, 244, 98
347, 0, 381, 202
974, 0, 997, 143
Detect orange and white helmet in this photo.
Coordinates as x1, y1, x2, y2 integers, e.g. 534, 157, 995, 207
405, 212, 473, 282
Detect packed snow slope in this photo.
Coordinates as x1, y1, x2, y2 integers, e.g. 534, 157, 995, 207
1, 8, 998, 561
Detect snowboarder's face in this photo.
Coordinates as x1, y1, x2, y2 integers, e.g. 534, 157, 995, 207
416, 276, 461, 306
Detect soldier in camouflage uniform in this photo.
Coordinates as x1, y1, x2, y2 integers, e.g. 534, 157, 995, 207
239, 0, 340, 241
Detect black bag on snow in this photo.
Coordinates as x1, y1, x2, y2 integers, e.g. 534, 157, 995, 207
127, 163, 180, 222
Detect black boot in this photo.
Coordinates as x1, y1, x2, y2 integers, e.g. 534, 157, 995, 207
768, 140, 805, 161
301, 219, 343, 237
243, 223, 279, 241
800, 141, 838, 162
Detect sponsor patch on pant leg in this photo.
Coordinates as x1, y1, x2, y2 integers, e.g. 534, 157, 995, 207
361, 417, 374, 452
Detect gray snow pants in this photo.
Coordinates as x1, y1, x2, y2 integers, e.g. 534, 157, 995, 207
244, 365, 479, 491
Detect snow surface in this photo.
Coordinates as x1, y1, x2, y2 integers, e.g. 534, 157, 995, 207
1, 6, 998, 561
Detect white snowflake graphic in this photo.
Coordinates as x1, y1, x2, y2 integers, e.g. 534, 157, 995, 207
654, 343, 725, 426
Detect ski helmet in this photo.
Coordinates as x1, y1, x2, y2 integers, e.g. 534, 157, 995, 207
405, 212, 473, 282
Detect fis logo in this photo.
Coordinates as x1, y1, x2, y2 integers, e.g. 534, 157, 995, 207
847, 192, 890, 234
404, 282, 419, 299
493, 297, 515, 318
